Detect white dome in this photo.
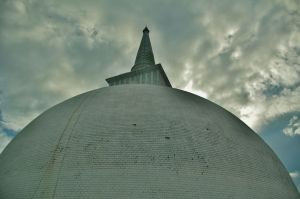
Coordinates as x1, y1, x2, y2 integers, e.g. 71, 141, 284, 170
0, 85, 299, 198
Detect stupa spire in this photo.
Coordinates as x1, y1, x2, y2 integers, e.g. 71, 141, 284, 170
106, 27, 171, 87
131, 26, 155, 71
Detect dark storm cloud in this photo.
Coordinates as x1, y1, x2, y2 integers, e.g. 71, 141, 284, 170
0, 0, 136, 129
0, 0, 300, 133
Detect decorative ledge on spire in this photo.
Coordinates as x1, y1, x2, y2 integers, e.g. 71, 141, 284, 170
106, 27, 172, 88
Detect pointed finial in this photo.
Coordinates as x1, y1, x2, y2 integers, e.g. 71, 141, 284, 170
143, 26, 149, 33
131, 26, 155, 71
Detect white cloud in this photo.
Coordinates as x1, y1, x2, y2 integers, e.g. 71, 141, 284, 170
283, 116, 300, 136
184, 80, 208, 99
290, 171, 299, 179
184, 0, 300, 131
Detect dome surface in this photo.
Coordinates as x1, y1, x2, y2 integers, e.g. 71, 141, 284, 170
0, 85, 299, 198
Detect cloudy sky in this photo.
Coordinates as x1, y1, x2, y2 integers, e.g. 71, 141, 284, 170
0, 0, 300, 191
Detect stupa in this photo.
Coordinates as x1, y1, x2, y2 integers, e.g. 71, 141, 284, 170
0, 27, 299, 199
